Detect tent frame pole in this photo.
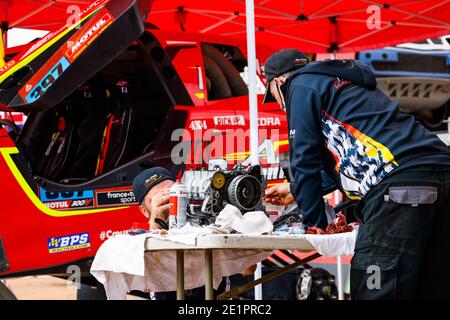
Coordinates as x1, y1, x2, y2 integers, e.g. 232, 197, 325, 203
245, 0, 262, 300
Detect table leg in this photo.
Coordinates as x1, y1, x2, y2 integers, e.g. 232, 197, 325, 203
176, 250, 185, 300
205, 249, 214, 300
254, 262, 262, 300
337, 256, 344, 300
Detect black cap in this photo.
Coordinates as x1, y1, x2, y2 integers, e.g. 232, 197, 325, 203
263, 49, 309, 103
132, 167, 175, 204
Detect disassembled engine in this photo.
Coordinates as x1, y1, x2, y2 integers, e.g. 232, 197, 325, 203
182, 165, 266, 225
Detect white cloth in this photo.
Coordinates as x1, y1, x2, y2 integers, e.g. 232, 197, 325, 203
91, 233, 271, 300
215, 204, 273, 234
302, 229, 357, 256
90, 222, 357, 299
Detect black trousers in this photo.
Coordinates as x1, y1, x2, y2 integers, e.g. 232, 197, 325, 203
351, 165, 450, 300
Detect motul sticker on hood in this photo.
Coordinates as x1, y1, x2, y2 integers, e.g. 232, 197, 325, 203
16, 6, 117, 104
66, 13, 114, 61
0, 0, 111, 82
1, 0, 148, 111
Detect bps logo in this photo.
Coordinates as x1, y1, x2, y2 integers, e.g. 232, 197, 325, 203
48, 233, 91, 254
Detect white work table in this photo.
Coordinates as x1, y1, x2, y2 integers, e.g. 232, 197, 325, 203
91, 231, 356, 300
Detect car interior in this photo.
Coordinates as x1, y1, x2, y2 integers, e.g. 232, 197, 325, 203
16, 43, 175, 185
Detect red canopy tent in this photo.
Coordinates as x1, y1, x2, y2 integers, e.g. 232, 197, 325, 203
1, 0, 449, 52
147, 0, 450, 53
1, 0, 92, 31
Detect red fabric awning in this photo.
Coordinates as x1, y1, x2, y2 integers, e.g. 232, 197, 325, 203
1, 0, 449, 53
147, 0, 450, 53
1, 0, 92, 30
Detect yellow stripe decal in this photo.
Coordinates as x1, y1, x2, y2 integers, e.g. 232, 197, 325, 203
0, 30, 5, 69
0, 9, 100, 84
0, 147, 127, 217
274, 139, 289, 151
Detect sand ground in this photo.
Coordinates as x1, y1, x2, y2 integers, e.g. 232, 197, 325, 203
2, 276, 144, 300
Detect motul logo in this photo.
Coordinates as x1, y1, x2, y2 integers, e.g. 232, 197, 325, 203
68, 13, 112, 57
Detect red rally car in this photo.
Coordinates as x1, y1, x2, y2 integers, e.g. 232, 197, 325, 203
0, 0, 290, 289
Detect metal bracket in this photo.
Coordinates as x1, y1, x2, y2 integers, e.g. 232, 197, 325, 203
217, 252, 321, 300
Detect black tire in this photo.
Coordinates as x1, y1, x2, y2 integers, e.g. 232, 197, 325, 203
202, 44, 248, 97
203, 55, 232, 100
422, 101, 448, 130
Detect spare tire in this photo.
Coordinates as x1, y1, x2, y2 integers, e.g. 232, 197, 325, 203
202, 44, 248, 97
204, 55, 232, 100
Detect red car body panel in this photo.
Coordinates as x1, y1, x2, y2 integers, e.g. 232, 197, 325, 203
0, 1, 291, 277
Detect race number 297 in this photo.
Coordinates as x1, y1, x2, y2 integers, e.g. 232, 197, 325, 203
26, 57, 70, 103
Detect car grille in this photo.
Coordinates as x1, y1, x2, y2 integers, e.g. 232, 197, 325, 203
372, 53, 450, 74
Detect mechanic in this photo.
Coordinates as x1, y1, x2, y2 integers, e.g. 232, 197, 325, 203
132, 167, 226, 299
262, 49, 450, 299
132, 167, 175, 231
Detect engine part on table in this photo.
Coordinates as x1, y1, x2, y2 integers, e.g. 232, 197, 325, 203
296, 268, 338, 300
183, 165, 266, 225
272, 204, 303, 231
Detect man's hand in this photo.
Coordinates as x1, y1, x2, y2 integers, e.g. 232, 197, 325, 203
264, 183, 295, 206
148, 189, 172, 230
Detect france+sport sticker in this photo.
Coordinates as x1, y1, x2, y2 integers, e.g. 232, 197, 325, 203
48, 232, 91, 254
25, 56, 70, 103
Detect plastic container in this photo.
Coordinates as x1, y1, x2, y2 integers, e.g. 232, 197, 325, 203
169, 179, 189, 229
289, 224, 306, 235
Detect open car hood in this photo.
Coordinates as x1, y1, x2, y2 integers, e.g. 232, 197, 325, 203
0, 0, 150, 111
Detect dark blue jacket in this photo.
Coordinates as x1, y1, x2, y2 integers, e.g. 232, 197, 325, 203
283, 59, 450, 228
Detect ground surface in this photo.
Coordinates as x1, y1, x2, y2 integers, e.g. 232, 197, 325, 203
2, 276, 144, 300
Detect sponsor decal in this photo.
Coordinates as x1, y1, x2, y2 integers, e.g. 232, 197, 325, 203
0, 60, 16, 75
258, 117, 281, 127
99, 229, 130, 241
214, 115, 245, 126
0, 112, 27, 126
66, 13, 113, 61
189, 120, 208, 130
21, 1, 110, 60
39, 188, 94, 202
48, 232, 91, 254
96, 189, 137, 207
334, 78, 351, 89
22, 32, 61, 61
44, 199, 94, 209
289, 129, 296, 139
39, 188, 94, 210
25, 56, 70, 103
144, 175, 161, 188
0, 0, 110, 80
